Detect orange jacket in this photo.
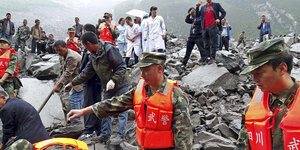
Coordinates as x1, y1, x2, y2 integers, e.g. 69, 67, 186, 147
0, 49, 19, 77
100, 24, 116, 45
245, 86, 300, 150
65, 37, 79, 52
133, 78, 177, 149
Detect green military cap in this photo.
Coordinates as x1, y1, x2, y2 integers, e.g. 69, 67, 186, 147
103, 12, 112, 18
0, 38, 11, 45
137, 52, 166, 68
67, 27, 76, 32
240, 38, 287, 74
7, 139, 34, 150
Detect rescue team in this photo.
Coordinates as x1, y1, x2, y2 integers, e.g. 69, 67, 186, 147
0, 4, 299, 150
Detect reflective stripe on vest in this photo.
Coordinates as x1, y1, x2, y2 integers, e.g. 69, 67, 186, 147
100, 24, 116, 44
133, 78, 177, 149
245, 86, 300, 150
0, 49, 19, 77
65, 37, 79, 52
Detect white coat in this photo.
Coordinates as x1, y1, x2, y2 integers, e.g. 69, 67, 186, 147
144, 15, 166, 51
125, 24, 142, 57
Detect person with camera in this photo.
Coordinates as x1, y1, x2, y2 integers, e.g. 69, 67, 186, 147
65, 27, 80, 53
98, 13, 119, 46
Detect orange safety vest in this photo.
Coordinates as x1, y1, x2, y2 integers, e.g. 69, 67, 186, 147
100, 24, 116, 45
133, 78, 177, 149
245, 86, 300, 150
0, 49, 19, 77
65, 37, 79, 52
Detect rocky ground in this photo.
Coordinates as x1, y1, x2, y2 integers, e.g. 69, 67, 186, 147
3, 33, 300, 150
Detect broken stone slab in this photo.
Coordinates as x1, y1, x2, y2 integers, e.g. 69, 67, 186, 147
196, 131, 235, 150
222, 112, 242, 123
213, 123, 238, 139
192, 144, 202, 150
206, 116, 220, 129
209, 73, 241, 91
182, 63, 229, 91
18, 78, 65, 128
229, 119, 242, 135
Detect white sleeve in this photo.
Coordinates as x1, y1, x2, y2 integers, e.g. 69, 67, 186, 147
160, 16, 166, 35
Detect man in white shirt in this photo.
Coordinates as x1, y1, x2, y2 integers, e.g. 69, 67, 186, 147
125, 16, 142, 67
144, 6, 166, 53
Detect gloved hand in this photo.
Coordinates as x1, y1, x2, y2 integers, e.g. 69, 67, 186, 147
106, 80, 115, 91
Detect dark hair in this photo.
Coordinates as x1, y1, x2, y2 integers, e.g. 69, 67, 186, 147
149, 6, 158, 16
118, 18, 124, 24
6, 13, 11, 16
42, 31, 46, 34
188, 7, 195, 13
81, 31, 98, 45
49, 34, 54, 37
125, 16, 132, 21
54, 40, 67, 48
262, 15, 266, 18
267, 54, 294, 74
35, 19, 40, 23
75, 17, 79, 20
23, 19, 27, 22
83, 24, 96, 33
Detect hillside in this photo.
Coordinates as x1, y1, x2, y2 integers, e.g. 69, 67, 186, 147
114, 0, 300, 39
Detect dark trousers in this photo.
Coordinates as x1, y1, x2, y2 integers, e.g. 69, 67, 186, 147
183, 36, 206, 65
37, 43, 46, 55
31, 38, 38, 53
125, 48, 139, 67
202, 24, 218, 59
220, 36, 229, 51
82, 77, 102, 135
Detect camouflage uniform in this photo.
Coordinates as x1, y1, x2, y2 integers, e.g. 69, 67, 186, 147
237, 32, 246, 47
237, 39, 298, 150
14, 25, 30, 52
236, 79, 299, 150
6, 139, 33, 150
91, 52, 193, 150
2, 52, 19, 98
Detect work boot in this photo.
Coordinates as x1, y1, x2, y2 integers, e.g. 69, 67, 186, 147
91, 134, 110, 143
110, 136, 125, 145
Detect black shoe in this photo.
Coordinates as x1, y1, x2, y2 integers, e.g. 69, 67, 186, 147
91, 134, 110, 143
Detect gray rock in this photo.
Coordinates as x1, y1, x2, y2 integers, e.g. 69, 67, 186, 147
222, 112, 242, 123
215, 123, 238, 139
290, 43, 300, 58
182, 64, 229, 91
216, 87, 228, 97
209, 73, 241, 91
242, 93, 251, 105
196, 131, 235, 150
19, 78, 65, 127
229, 119, 242, 135
192, 144, 202, 150
28, 55, 60, 80
50, 123, 84, 138
206, 116, 219, 129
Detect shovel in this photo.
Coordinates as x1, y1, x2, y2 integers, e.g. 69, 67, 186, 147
38, 90, 54, 113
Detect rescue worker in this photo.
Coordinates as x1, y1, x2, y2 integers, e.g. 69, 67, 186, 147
65, 27, 80, 53
236, 39, 300, 150
0, 38, 20, 97
14, 19, 30, 52
99, 12, 119, 45
65, 31, 129, 145
67, 52, 193, 149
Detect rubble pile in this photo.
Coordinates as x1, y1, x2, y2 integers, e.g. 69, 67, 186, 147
6, 33, 300, 149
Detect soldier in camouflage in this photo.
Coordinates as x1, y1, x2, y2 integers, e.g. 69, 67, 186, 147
67, 51, 193, 150
0, 38, 20, 97
14, 19, 30, 52
236, 39, 299, 150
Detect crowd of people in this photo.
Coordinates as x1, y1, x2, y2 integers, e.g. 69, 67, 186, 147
0, 0, 296, 150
